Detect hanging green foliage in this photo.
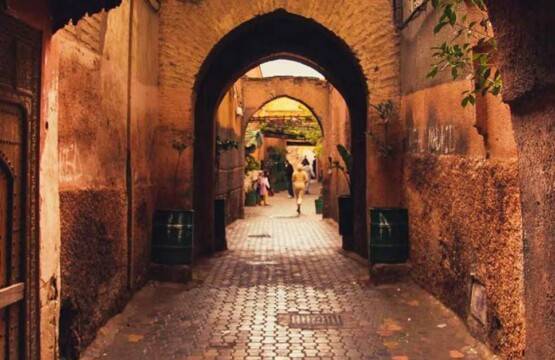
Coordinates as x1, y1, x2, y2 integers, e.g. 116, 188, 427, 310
329, 144, 353, 194
428, 0, 502, 107
245, 154, 261, 173
255, 116, 322, 144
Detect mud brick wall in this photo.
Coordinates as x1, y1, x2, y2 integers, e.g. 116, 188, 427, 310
54, 0, 159, 356
400, 3, 524, 357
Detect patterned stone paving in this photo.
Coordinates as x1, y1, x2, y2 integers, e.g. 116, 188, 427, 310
82, 189, 494, 360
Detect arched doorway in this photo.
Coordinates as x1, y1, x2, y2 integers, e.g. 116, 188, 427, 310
244, 94, 327, 138
193, 10, 368, 256
242, 95, 325, 205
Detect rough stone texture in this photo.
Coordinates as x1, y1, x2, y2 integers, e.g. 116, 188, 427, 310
485, 0, 555, 103
59, 190, 129, 358
81, 191, 494, 360
485, 1, 555, 358
405, 156, 524, 358
510, 96, 555, 359
399, 4, 525, 358
55, 9, 129, 355
53, 0, 160, 356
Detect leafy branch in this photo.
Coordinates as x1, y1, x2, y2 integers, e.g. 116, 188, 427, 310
171, 132, 194, 194
369, 100, 394, 124
428, 0, 502, 106
328, 144, 353, 194
368, 100, 394, 157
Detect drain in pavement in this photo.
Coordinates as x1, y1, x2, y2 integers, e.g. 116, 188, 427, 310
284, 313, 344, 329
248, 233, 271, 238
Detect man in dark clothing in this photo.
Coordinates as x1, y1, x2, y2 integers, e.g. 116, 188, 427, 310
285, 160, 294, 198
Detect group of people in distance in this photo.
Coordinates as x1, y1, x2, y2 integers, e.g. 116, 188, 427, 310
255, 156, 315, 214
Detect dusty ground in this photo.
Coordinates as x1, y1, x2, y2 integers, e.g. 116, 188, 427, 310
81, 187, 494, 359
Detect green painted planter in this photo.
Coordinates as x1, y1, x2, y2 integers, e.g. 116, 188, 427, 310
315, 197, 324, 214
369, 208, 409, 264
245, 191, 258, 206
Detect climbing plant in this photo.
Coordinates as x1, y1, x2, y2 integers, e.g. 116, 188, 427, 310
427, 0, 502, 106
367, 100, 394, 157
329, 144, 353, 194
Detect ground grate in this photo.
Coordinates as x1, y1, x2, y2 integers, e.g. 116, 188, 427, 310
248, 233, 271, 238
288, 313, 343, 329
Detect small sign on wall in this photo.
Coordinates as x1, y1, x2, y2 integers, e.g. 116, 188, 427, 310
470, 279, 488, 325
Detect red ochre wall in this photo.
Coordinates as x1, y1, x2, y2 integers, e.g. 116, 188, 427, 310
53, 0, 160, 354
400, 4, 524, 357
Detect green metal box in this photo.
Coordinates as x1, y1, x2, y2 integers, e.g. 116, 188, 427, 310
369, 208, 409, 264
152, 209, 194, 265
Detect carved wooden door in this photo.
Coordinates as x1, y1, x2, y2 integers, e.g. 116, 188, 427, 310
0, 10, 41, 360
0, 104, 24, 360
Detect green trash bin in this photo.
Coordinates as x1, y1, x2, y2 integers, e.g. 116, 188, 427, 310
315, 197, 324, 214
245, 191, 258, 206
369, 208, 409, 264
152, 209, 194, 265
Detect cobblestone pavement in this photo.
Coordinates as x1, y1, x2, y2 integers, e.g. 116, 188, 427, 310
82, 187, 493, 360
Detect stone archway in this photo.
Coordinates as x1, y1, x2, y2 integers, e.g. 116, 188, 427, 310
241, 76, 331, 133
192, 10, 369, 256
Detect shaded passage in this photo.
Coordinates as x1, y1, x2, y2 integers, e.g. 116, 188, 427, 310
82, 192, 493, 359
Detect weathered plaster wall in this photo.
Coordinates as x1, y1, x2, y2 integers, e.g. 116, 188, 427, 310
400, 2, 524, 358
322, 87, 350, 222
215, 82, 244, 223
55, 8, 129, 355
509, 96, 555, 360
53, 0, 159, 356
39, 36, 62, 360
485, 1, 555, 357
129, 0, 160, 289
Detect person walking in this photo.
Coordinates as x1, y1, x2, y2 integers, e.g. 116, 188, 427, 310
292, 164, 309, 214
302, 157, 314, 194
257, 170, 271, 206
285, 160, 294, 198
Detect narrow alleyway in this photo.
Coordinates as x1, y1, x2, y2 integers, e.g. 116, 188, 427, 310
81, 188, 493, 360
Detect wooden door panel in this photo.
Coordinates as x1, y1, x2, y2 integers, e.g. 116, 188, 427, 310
0, 10, 41, 359
0, 103, 23, 360
0, 164, 8, 360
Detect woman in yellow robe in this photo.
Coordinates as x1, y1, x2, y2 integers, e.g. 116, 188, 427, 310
292, 164, 309, 214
